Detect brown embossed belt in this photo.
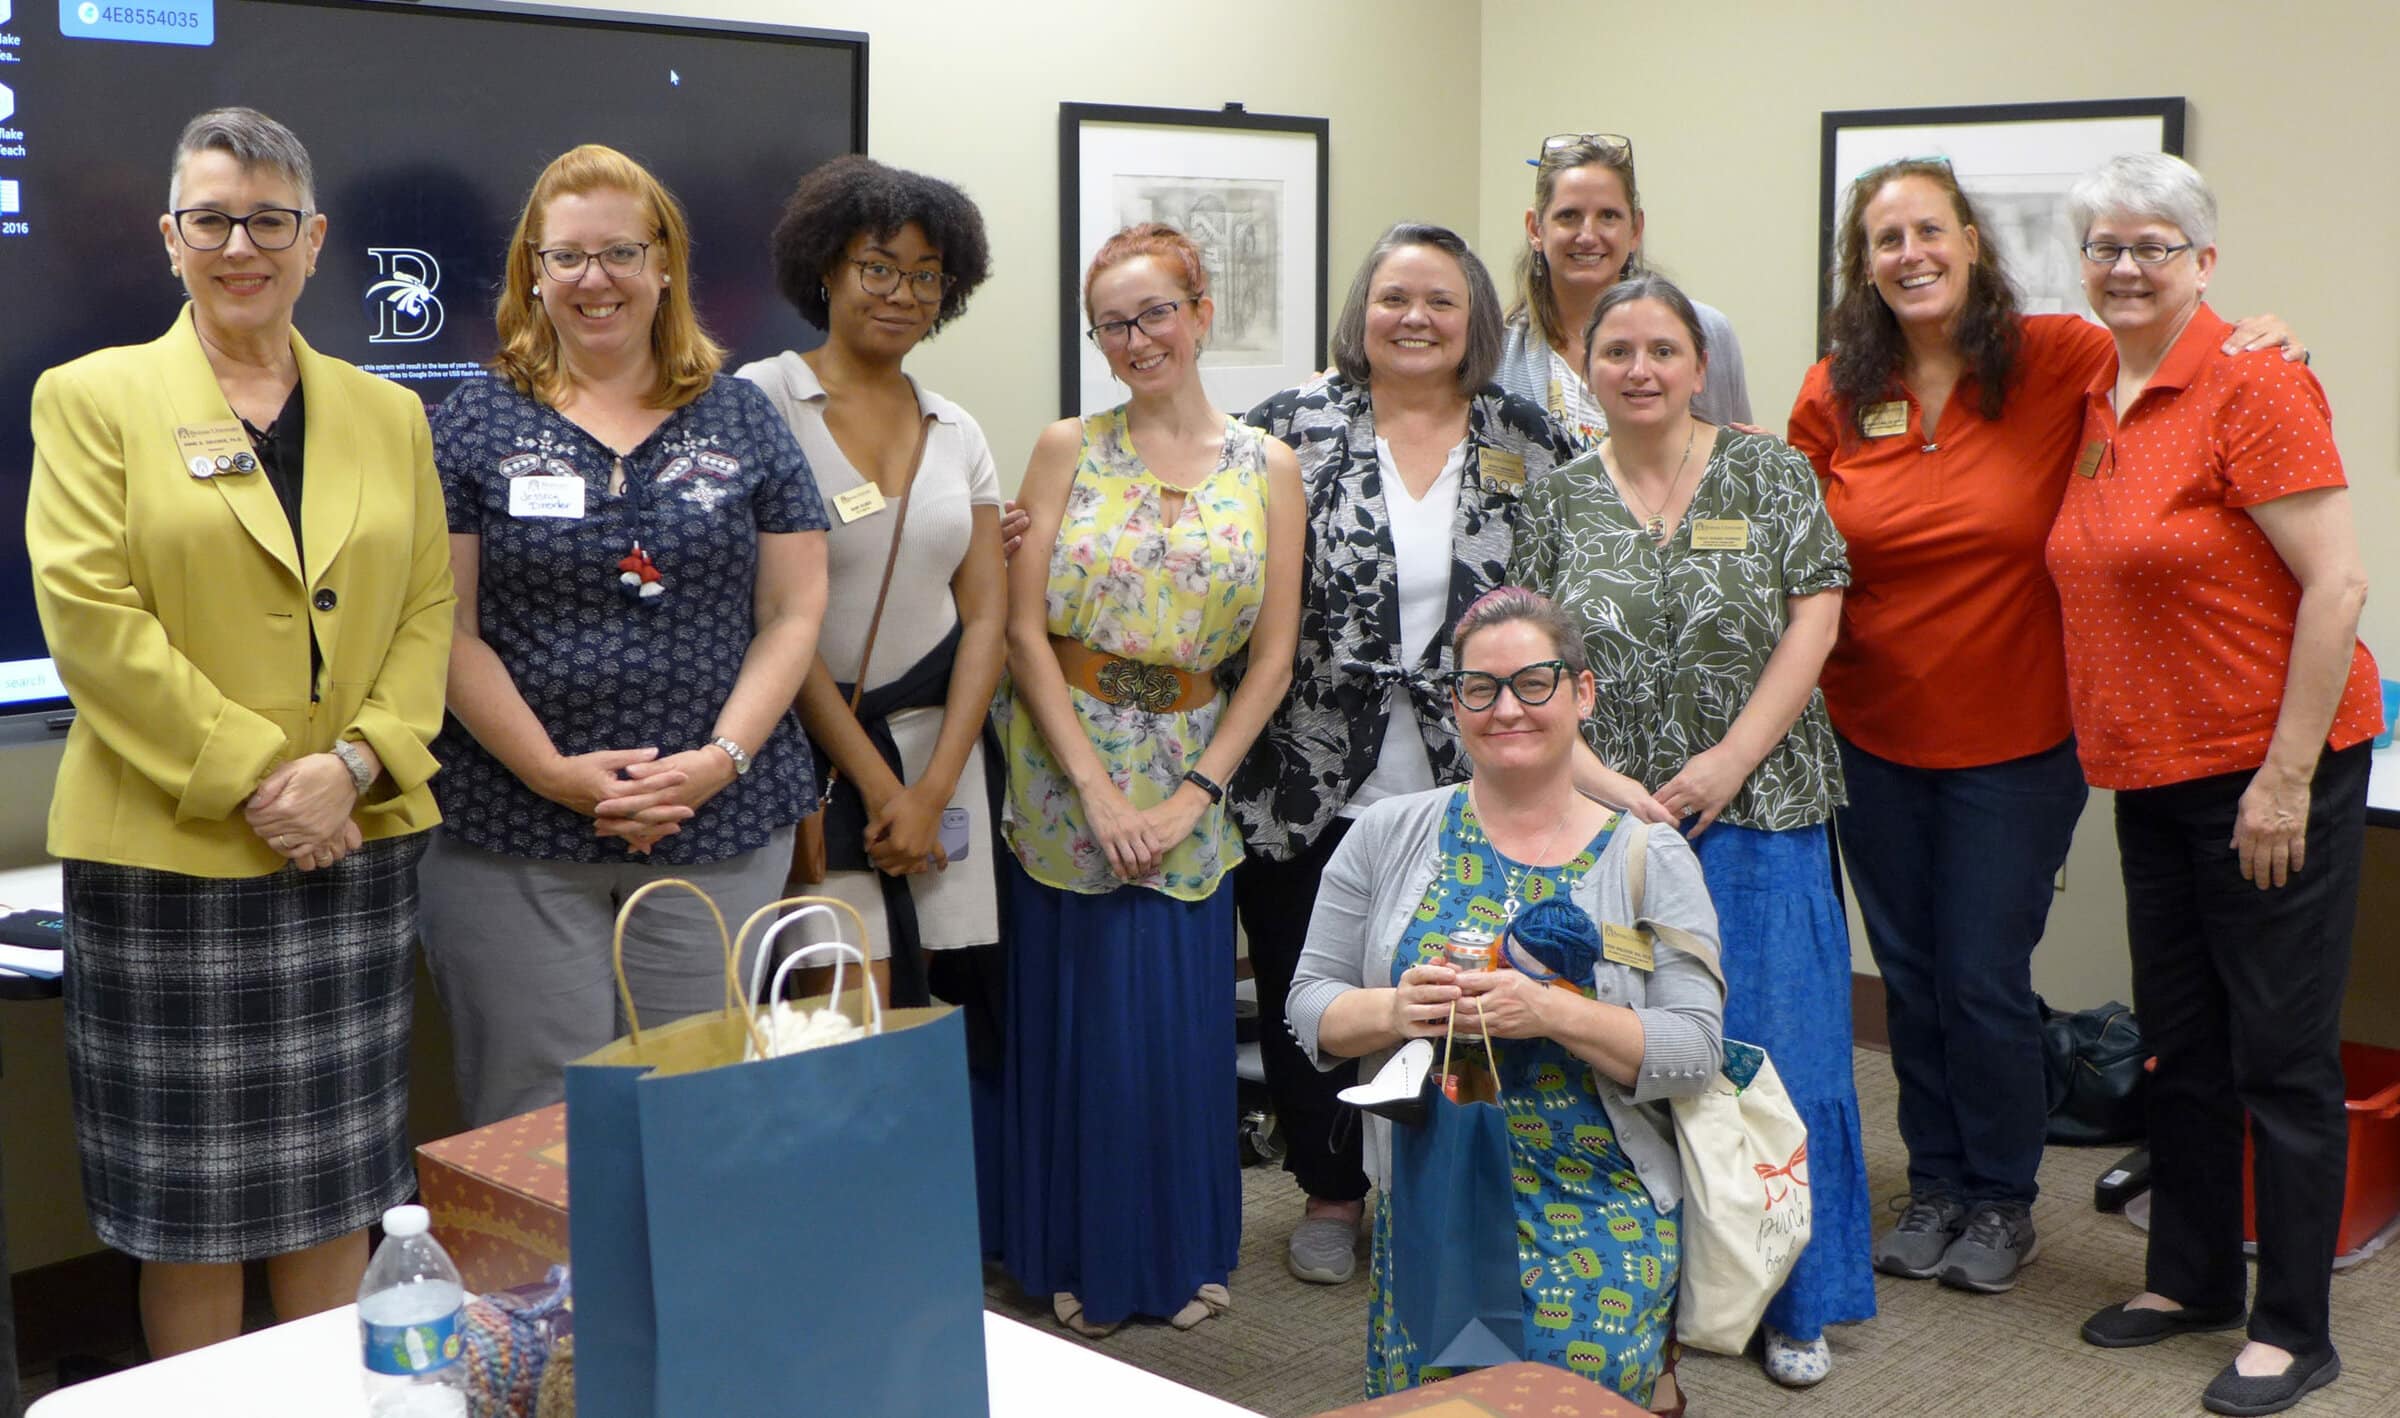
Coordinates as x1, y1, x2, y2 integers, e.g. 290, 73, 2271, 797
1051, 636, 1217, 713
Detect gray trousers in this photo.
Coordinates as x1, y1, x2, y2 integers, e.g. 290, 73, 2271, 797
417, 827, 796, 1128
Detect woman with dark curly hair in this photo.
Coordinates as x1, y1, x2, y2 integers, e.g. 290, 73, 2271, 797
1786, 158, 2298, 1300
736, 156, 1008, 1232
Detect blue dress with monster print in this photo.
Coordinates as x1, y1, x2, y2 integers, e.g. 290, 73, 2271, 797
1366, 785, 1679, 1404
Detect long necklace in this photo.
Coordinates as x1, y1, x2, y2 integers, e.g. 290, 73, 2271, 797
1468, 784, 1573, 921
1607, 419, 1698, 541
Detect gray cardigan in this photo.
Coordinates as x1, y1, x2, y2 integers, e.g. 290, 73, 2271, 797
1496, 305, 1754, 431
1288, 786, 1726, 1211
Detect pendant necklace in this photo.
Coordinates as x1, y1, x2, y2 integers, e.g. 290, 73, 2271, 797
1469, 783, 1573, 922
1608, 420, 1698, 541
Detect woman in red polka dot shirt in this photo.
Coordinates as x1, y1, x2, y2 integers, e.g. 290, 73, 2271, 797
2049, 152, 2379, 1418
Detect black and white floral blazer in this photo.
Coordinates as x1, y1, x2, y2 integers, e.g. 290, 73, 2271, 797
1229, 373, 1578, 861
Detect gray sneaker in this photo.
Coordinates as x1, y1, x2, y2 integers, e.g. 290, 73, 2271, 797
1873, 1193, 1966, 1279
1287, 1215, 1358, 1285
1938, 1201, 2039, 1293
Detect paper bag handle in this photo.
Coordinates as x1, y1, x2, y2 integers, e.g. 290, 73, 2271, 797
1437, 993, 1501, 1085
610, 877, 765, 1059
763, 942, 887, 1047
731, 895, 874, 1005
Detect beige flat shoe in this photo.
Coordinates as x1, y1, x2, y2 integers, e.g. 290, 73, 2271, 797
1168, 1282, 1232, 1331
1051, 1292, 1121, 1340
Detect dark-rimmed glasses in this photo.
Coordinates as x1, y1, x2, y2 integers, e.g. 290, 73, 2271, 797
1529, 133, 1633, 168
1448, 660, 1570, 712
2080, 240, 2194, 266
172, 207, 311, 251
1087, 299, 1193, 350
852, 259, 955, 304
533, 241, 654, 282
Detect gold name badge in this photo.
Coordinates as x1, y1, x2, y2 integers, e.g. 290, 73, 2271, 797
2073, 438, 2107, 479
173, 420, 255, 479
1479, 448, 1527, 489
831, 482, 889, 523
1601, 921, 1656, 973
1689, 517, 1750, 551
1860, 401, 1909, 438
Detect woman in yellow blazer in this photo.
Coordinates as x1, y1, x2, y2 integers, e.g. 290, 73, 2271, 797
24, 107, 452, 1358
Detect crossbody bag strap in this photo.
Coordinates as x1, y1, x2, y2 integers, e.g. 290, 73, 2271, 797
827, 412, 935, 792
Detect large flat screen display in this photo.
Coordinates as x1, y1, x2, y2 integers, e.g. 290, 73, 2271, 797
0, 0, 864, 736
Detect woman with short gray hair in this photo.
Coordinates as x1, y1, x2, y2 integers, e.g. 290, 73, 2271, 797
2053, 151, 2376, 1417
27, 106, 452, 1356
1230, 223, 1631, 1289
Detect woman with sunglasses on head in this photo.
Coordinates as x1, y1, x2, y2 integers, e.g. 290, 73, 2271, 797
1787, 158, 2302, 1302
1292, 588, 1724, 1414
419, 145, 829, 1127
1231, 221, 1601, 1291
1496, 134, 1752, 449
1513, 274, 1871, 1386
996, 223, 1303, 1335
27, 107, 453, 1356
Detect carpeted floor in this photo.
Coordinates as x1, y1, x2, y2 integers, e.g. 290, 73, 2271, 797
984, 1047, 2400, 1417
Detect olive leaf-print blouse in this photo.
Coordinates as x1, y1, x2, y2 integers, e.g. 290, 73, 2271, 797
1229, 373, 1578, 861
1509, 428, 1850, 831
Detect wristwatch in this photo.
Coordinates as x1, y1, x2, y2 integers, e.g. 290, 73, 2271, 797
330, 738, 375, 794
711, 736, 753, 777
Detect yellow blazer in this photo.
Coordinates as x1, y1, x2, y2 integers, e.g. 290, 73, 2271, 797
27, 308, 455, 878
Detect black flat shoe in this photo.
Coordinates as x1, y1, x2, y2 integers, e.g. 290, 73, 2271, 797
2081, 1299, 2247, 1348
2202, 1347, 2340, 1416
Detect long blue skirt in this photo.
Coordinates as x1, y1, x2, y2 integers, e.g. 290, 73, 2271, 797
999, 859, 1241, 1326
1690, 822, 1878, 1339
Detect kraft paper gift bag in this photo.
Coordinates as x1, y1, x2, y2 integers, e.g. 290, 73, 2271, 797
567, 888, 990, 1418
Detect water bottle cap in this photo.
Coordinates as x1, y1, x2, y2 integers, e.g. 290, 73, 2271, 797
382, 1204, 431, 1237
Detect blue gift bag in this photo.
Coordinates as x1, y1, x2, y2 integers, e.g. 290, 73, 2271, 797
1385, 1026, 1525, 1371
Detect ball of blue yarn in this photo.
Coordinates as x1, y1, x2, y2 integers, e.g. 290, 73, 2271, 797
1503, 897, 1602, 984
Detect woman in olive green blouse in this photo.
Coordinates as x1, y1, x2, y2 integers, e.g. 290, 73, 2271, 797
1509, 274, 1872, 1386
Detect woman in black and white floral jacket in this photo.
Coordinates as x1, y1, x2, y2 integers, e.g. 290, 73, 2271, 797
1230, 221, 1660, 1288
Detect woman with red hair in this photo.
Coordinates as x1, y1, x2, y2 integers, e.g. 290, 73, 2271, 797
995, 222, 1302, 1334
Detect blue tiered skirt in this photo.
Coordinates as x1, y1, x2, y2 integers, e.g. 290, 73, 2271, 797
999, 859, 1241, 1326
1690, 822, 1878, 1339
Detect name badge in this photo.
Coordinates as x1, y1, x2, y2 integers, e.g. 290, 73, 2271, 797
173, 420, 255, 479
832, 482, 889, 523
2073, 438, 2107, 479
1689, 517, 1750, 551
508, 474, 587, 519
1860, 401, 1909, 438
1479, 448, 1527, 489
1601, 921, 1655, 973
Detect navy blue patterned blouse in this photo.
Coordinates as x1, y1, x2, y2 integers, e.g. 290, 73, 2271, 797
432, 374, 828, 864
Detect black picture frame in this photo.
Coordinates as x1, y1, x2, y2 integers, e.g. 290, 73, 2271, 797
1058, 102, 1330, 418
1816, 97, 2187, 351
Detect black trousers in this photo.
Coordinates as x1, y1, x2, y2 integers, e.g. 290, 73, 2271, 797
1234, 816, 1369, 1203
2117, 742, 2368, 1356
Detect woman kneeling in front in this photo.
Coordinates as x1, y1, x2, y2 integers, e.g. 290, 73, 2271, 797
1290, 588, 1724, 1414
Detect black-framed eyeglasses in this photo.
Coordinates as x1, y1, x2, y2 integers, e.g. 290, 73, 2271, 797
171, 207, 311, 251
851, 258, 955, 304
1447, 660, 1570, 712
533, 241, 654, 282
1087, 298, 1193, 350
1529, 133, 1633, 168
2080, 240, 2194, 267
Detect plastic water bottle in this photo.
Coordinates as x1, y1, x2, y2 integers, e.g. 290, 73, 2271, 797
358, 1204, 469, 1418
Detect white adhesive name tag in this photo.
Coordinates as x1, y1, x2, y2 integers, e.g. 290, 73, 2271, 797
509, 474, 586, 519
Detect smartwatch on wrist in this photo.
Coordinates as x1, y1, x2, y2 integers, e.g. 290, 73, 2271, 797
711, 736, 753, 777
1181, 768, 1225, 804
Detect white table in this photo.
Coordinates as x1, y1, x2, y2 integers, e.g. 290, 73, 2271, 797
26, 1305, 1264, 1417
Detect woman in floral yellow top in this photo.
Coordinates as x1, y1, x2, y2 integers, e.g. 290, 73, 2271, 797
1511, 275, 1871, 1388
997, 223, 1302, 1335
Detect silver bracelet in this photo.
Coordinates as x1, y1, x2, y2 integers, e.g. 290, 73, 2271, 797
330, 739, 375, 794
711, 736, 753, 777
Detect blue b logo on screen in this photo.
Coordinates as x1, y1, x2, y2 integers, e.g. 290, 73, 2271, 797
60, 0, 212, 45
366, 248, 446, 343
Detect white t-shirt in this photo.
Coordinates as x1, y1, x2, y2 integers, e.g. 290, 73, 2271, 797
1343, 437, 1465, 817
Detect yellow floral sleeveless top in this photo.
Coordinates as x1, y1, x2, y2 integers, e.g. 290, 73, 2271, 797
997, 407, 1273, 898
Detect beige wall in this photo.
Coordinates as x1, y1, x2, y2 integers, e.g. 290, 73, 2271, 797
1479, 0, 2400, 1013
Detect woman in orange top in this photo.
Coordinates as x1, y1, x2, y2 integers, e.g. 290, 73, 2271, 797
1787, 158, 2298, 1298
2051, 153, 2375, 1418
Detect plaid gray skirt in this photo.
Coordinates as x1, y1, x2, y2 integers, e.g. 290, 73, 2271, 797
62, 832, 428, 1263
